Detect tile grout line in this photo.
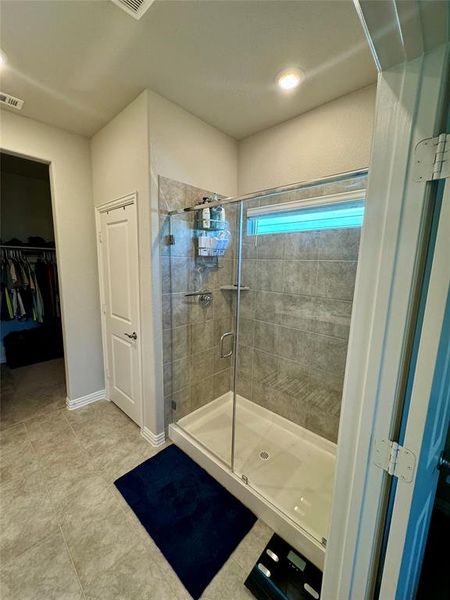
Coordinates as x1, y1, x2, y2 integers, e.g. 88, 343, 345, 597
0, 528, 60, 570
58, 523, 87, 599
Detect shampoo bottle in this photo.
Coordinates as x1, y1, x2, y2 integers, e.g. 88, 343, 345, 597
201, 197, 210, 229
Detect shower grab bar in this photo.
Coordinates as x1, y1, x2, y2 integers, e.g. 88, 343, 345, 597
220, 331, 234, 358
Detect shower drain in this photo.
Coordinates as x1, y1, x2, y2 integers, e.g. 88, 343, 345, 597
259, 450, 270, 460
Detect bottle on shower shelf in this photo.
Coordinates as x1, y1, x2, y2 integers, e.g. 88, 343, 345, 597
201, 197, 211, 229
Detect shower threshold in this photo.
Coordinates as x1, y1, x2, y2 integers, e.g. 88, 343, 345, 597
169, 393, 336, 569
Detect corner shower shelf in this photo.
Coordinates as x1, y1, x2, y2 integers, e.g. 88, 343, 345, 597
220, 285, 250, 291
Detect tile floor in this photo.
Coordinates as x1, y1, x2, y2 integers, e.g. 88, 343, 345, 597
0, 359, 273, 599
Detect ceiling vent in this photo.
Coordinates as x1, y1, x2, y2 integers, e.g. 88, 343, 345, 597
0, 92, 24, 111
110, 0, 155, 20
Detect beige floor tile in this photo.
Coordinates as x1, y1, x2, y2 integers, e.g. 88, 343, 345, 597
1, 361, 66, 428
1, 390, 66, 428
231, 519, 273, 575
1, 360, 268, 600
201, 558, 254, 600
38, 446, 98, 499
26, 409, 75, 445
60, 488, 140, 587
48, 472, 111, 519
0, 470, 58, 561
0, 423, 28, 454
131, 525, 196, 600
96, 440, 158, 484
0, 438, 41, 484
65, 400, 132, 433
82, 542, 173, 600
0, 530, 83, 600
8, 359, 65, 392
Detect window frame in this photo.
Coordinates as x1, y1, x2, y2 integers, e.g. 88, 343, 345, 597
246, 189, 366, 236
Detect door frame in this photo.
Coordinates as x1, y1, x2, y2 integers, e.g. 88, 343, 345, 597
0, 148, 72, 396
378, 174, 450, 599
321, 2, 449, 596
95, 192, 144, 427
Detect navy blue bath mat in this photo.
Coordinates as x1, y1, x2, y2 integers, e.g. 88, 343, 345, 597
114, 444, 256, 599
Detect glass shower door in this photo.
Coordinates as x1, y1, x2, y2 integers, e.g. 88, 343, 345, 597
163, 197, 240, 468
231, 174, 366, 546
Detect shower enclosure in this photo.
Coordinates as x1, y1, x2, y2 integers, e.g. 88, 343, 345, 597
160, 170, 367, 564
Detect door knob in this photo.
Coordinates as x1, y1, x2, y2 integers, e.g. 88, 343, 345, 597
124, 332, 137, 340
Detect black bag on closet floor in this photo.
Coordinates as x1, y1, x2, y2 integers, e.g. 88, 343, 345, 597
4, 322, 63, 368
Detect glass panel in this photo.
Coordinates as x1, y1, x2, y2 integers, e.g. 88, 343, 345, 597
159, 178, 240, 468
231, 172, 366, 544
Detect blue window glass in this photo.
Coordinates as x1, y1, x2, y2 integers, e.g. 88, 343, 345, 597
247, 200, 365, 236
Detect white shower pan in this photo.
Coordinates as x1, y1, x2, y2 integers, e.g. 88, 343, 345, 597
169, 393, 336, 569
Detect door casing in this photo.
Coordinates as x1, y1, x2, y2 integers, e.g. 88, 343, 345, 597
321, 4, 449, 595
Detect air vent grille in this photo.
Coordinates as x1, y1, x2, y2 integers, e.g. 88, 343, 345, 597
110, 0, 155, 20
0, 92, 24, 111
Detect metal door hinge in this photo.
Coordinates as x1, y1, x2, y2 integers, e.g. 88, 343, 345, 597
242, 474, 249, 485
414, 133, 450, 182
98, 231, 103, 243
374, 439, 416, 483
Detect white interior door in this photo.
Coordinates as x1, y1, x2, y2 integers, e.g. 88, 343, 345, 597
99, 198, 142, 426
378, 180, 450, 599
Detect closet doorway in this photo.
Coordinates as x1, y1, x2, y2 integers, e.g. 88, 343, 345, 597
96, 194, 143, 426
0, 152, 66, 427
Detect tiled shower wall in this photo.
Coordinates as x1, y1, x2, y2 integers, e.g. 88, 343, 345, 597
234, 174, 366, 442
160, 172, 366, 443
159, 176, 236, 428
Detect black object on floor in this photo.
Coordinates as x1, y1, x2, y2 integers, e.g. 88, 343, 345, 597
245, 533, 322, 600
114, 444, 257, 600
4, 321, 64, 368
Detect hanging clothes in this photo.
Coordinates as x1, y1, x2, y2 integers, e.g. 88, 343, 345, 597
0, 248, 59, 324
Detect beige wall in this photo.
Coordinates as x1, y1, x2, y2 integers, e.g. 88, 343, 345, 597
90, 91, 156, 432
0, 110, 104, 400
238, 85, 376, 194
147, 89, 238, 198
90, 91, 151, 208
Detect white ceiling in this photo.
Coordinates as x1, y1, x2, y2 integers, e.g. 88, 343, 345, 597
0, 0, 377, 139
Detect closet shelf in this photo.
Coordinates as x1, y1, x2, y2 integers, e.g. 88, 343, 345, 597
1, 245, 55, 251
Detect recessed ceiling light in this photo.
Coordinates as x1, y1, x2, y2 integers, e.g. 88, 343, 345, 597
277, 68, 303, 91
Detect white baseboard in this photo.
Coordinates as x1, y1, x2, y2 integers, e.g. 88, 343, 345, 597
66, 389, 106, 410
141, 426, 166, 447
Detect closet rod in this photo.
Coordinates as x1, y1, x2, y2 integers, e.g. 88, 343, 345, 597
0, 245, 56, 251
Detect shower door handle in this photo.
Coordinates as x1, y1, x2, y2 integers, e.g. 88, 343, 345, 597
220, 331, 234, 358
